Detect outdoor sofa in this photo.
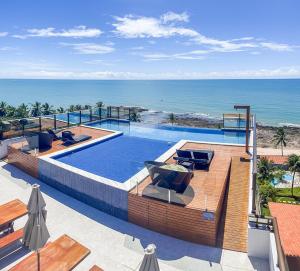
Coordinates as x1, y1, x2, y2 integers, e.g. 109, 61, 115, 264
173, 149, 214, 169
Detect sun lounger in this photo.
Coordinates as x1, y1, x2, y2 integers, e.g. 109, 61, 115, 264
0, 199, 27, 234
0, 228, 23, 251
62, 131, 92, 145
174, 149, 214, 169
144, 161, 193, 193
9, 234, 90, 271
47, 129, 61, 141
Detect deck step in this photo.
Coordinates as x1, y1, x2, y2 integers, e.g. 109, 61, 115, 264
218, 156, 250, 252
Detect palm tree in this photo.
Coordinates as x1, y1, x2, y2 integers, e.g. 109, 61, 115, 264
168, 113, 176, 125
42, 103, 55, 115
83, 105, 92, 110
15, 103, 29, 118
0, 101, 7, 117
31, 102, 42, 117
96, 101, 104, 108
286, 154, 300, 197
74, 104, 82, 111
5, 105, 16, 118
273, 127, 287, 156
68, 105, 75, 112
56, 107, 65, 113
257, 157, 275, 182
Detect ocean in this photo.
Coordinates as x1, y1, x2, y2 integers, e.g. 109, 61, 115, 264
0, 79, 299, 126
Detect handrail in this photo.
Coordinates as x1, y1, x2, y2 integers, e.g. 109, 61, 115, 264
0, 106, 138, 140
248, 214, 273, 229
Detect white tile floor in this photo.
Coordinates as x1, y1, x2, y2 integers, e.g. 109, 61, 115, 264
0, 162, 269, 271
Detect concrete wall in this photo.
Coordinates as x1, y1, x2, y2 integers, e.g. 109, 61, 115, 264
38, 158, 128, 220
0, 137, 24, 159
269, 233, 280, 271
248, 227, 270, 259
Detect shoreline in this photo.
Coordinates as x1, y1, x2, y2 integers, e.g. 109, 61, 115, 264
140, 111, 300, 149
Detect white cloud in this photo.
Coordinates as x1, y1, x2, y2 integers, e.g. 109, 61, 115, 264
0, 46, 16, 51
112, 13, 258, 53
0, 32, 8, 37
2, 67, 299, 79
112, 12, 298, 55
260, 42, 293, 52
131, 46, 144, 50
12, 34, 27, 39
61, 43, 114, 54
161, 12, 189, 23
142, 50, 209, 61
13, 26, 102, 39
113, 14, 198, 38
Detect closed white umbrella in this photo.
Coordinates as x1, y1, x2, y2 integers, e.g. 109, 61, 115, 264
139, 244, 160, 271
23, 184, 50, 271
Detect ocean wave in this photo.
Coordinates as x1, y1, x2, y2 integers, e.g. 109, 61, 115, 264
279, 122, 300, 128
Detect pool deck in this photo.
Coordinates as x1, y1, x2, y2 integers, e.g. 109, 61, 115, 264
6, 126, 114, 178
0, 161, 269, 271
128, 142, 249, 247
11, 126, 114, 157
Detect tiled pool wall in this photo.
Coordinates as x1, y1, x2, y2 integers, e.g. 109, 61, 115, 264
38, 158, 128, 220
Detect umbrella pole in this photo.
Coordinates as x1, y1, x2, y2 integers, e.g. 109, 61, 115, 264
37, 250, 40, 271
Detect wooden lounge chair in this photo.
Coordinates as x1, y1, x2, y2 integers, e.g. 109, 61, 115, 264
62, 132, 92, 146
9, 234, 90, 271
0, 228, 24, 251
0, 199, 27, 233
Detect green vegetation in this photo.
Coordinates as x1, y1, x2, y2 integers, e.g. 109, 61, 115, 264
273, 127, 287, 156
286, 154, 300, 196
0, 101, 105, 120
257, 155, 300, 216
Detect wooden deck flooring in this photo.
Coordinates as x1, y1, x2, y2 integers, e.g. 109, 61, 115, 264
130, 142, 246, 212
128, 142, 248, 246
218, 156, 250, 252
7, 126, 113, 178
38, 126, 113, 156
10, 126, 113, 157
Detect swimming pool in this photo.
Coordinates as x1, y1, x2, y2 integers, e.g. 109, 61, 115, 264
54, 112, 91, 124
52, 135, 174, 183
87, 119, 246, 144
272, 173, 293, 186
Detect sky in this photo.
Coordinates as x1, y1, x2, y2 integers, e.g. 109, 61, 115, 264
0, 0, 300, 79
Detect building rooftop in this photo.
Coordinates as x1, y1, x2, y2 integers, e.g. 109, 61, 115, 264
130, 142, 247, 212
269, 202, 300, 257
260, 155, 288, 165
0, 161, 269, 271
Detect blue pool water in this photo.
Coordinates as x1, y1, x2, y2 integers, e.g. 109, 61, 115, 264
53, 135, 174, 183
54, 112, 91, 124
88, 119, 246, 144
272, 173, 293, 186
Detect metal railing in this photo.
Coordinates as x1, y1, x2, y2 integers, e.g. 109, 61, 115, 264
248, 215, 290, 271
0, 106, 138, 140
